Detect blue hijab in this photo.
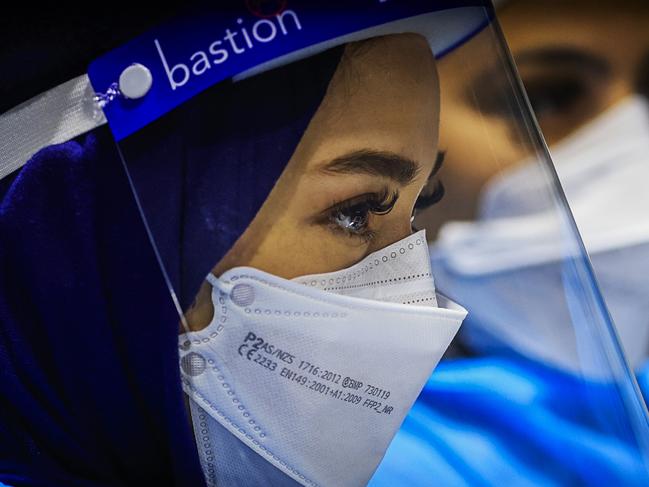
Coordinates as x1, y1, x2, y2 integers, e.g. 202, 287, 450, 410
0, 46, 343, 486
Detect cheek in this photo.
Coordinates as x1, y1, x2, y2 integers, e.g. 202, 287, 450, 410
244, 222, 368, 278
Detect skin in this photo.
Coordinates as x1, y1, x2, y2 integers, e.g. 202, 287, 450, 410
417, 0, 649, 236
185, 33, 441, 331
183, 1, 649, 331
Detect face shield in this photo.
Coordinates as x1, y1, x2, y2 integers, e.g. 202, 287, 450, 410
5, 1, 648, 485
443, 95, 649, 372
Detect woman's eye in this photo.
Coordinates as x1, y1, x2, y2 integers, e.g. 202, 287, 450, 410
323, 189, 399, 241
414, 180, 445, 212
331, 204, 371, 233
410, 180, 445, 232
467, 74, 588, 121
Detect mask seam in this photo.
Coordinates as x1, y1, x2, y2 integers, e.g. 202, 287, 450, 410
182, 290, 228, 346
181, 299, 268, 437
183, 378, 320, 487
191, 404, 218, 486
295, 235, 428, 288
312, 272, 432, 292
229, 273, 464, 322
184, 366, 268, 439
182, 288, 347, 345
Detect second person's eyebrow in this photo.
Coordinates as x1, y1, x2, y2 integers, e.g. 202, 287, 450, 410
514, 46, 611, 76
319, 149, 428, 185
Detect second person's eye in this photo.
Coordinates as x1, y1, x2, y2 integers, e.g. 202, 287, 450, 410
523, 75, 587, 118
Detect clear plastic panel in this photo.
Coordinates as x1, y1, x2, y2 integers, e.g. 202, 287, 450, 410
99, 4, 649, 486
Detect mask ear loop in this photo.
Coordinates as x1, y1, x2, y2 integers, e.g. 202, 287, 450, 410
205, 273, 220, 288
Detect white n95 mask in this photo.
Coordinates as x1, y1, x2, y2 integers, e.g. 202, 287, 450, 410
432, 95, 649, 373
178, 230, 467, 487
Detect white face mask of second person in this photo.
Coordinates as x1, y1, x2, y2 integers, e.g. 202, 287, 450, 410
432, 95, 649, 373
179, 230, 467, 487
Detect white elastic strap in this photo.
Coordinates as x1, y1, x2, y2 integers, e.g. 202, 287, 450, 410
205, 273, 220, 288
0, 74, 107, 181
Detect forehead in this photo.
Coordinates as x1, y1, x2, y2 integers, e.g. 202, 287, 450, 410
295, 33, 441, 172
498, 1, 649, 58
322, 33, 439, 112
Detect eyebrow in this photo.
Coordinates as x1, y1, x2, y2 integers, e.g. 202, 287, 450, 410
465, 46, 611, 113
320, 149, 441, 185
513, 47, 611, 76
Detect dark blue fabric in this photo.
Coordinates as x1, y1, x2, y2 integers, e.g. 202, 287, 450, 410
0, 127, 205, 487
0, 47, 343, 486
120, 46, 345, 309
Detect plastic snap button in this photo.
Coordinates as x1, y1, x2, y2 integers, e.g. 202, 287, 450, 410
181, 352, 206, 376
230, 283, 255, 307
118, 63, 153, 99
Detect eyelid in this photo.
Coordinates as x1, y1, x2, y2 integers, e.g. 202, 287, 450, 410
310, 187, 399, 244
431, 150, 445, 178
413, 151, 446, 212
414, 180, 445, 210
319, 187, 397, 217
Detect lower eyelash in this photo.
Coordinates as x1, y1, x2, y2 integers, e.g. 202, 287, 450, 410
328, 223, 377, 244
319, 188, 398, 242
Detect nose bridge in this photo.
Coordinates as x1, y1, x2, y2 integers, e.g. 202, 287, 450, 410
370, 219, 418, 256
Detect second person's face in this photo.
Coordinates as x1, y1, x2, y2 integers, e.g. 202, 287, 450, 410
417, 0, 649, 235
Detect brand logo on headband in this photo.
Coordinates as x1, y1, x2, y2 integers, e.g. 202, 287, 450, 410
89, 0, 490, 141
154, 9, 302, 91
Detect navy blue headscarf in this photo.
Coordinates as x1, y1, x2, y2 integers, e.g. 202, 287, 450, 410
0, 45, 343, 486
121, 47, 344, 308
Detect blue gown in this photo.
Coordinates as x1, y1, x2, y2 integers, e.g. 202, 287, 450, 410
370, 357, 649, 487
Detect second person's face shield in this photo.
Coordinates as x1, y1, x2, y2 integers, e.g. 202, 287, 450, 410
88, 2, 649, 485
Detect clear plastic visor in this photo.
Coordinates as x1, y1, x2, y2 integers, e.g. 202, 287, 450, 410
96, 4, 649, 485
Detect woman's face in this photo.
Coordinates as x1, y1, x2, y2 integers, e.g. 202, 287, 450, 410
418, 0, 649, 234
215, 33, 441, 277
186, 33, 442, 330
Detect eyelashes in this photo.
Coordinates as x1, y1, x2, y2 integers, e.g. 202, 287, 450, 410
414, 150, 445, 212
321, 188, 399, 242
318, 151, 446, 242
414, 180, 445, 210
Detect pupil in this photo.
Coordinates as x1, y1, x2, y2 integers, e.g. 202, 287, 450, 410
336, 208, 368, 231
